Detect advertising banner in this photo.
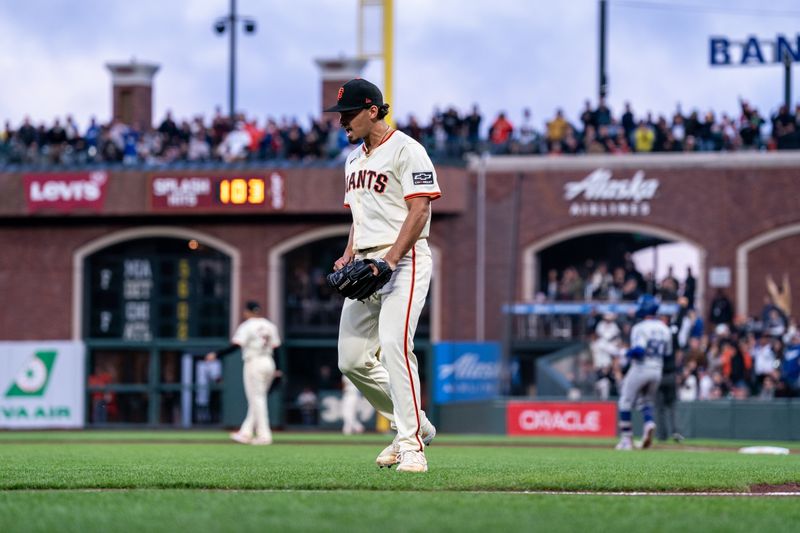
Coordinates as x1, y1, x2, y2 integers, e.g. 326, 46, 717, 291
434, 342, 501, 404
506, 401, 617, 437
0, 341, 86, 428
24, 171, 108, 213
149, 173, 285, 211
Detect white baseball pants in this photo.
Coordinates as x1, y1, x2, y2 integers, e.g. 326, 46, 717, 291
338, 240, 433, 453
239, 356, 275, 440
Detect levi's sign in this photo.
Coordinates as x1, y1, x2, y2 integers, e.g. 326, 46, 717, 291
506, 401, 617, 437
25, 172, 108, 213
564, 169, 658, 217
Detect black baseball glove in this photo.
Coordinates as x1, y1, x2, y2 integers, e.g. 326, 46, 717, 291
326, 258, 394, 301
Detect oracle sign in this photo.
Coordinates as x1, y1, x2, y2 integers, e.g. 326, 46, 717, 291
24, 172, 108, 213
506, 401, 617, 437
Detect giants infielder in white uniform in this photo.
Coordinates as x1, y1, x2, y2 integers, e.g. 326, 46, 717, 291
616, 295, 671, 450
325, 78, 439, 473
207, 301, 281, 445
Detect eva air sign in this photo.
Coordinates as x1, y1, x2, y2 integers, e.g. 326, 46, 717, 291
7, 351, 57, 397
1, 341, 85, 428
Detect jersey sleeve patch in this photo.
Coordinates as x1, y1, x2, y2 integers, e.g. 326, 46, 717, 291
412, 172, 435, 185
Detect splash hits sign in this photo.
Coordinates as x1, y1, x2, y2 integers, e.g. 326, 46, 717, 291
506, 401, 617, 437
150, 173, 285, 210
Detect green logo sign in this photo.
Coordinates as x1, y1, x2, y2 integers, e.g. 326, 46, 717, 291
5, 351, 57, 397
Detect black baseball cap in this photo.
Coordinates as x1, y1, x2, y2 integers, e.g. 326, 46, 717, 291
324, 78, 384, 112
245, 301, 262, 313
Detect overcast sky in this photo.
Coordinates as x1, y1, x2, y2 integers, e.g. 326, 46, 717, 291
2, 0, 800, 133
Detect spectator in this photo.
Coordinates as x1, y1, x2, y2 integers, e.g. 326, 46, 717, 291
678, 360, 698, 402
595, 97, 612, 127
621, 102, 636, 142
633, 120, 655, 152
516, 107, 539, 154
738, 100, 763, 149
709, 289, 734, 329
489, 112, 513, 153
697, 368, 715, 400
752, 332, 777, 391
464, 104, 482, 151
781, 330, 800, 395
217, 121, 251, 162
659, 265, 679, 301
579, 100, 596, 133
771, 104, 797, 150
546, 109, 569, 151
591, 313, 622, 399
682, 266, 697, 308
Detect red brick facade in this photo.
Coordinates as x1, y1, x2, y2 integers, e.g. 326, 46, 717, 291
1, 152, 799, 341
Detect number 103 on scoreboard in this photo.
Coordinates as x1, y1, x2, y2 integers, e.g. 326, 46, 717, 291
218, 178, 265, 205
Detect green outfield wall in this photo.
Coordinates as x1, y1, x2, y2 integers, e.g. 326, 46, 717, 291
438, 399, 800, 440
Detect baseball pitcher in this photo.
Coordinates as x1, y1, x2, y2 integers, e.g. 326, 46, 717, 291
325, 78, 440, 473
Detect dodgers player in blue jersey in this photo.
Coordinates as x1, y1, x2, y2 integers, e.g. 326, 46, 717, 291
616, 295, 672, 450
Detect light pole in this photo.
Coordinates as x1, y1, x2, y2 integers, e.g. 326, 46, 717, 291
599, 0, 608, 100
214, 0, 257, 122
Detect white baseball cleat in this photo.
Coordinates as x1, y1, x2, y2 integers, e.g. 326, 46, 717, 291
250, 436, 272, 446
640, 421, 656, 449
396, 450, 428, 473
422, 422, 437, 446
376, 423, 437, 468
229, 431, 252, 444
615, 438, 633, 451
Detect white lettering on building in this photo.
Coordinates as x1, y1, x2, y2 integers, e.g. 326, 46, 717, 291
438, 353, 500, 380
152, 177, 211, 207
564, 169, 659, 217
29, 172, 106, 203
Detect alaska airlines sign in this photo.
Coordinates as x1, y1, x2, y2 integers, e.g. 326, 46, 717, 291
564, 169, 659, 217
710, 34, 800, 66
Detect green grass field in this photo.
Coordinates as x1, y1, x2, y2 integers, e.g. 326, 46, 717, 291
1, 431, 799, 533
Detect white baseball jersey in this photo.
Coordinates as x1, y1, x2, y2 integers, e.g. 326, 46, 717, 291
343, 130, 441, 250
629, 318, 672, 371
232, 317, 281, 361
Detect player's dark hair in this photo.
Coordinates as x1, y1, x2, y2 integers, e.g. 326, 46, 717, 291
376, 103, 390, 120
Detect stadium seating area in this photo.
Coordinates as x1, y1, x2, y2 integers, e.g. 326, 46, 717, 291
2, 97, 799, 167
534, 254, 800, 402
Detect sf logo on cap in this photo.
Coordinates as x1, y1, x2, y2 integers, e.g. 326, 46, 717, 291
337, 87, 344, 100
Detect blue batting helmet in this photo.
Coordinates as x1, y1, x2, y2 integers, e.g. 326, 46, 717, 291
635, 294, 660, 318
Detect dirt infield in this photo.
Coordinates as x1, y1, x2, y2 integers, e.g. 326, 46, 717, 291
749, 483, 800, 493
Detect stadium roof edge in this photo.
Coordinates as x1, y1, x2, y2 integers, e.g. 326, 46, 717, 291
466, 151, 800, 173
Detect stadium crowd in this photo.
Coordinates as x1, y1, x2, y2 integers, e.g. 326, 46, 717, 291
3, 97, 800, 166
566, 262, 800, 403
